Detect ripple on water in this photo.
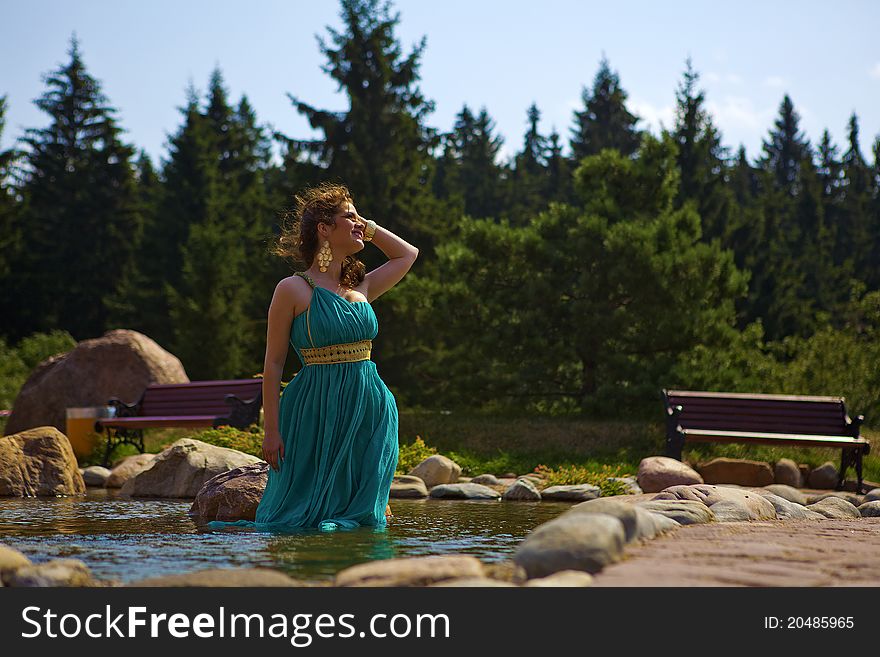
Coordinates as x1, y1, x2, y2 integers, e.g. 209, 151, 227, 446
0, 491, 570, 583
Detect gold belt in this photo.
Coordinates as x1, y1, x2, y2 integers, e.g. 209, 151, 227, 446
301, 339, 372, 365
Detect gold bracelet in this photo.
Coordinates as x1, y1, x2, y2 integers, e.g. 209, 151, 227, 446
363, 219, 377, 241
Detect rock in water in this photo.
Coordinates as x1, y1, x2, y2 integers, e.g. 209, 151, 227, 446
120, 438, 260, 498
389, 475, 429, 499
0, 427, 85, 496
540, 484, 601, 502
81, 466, 111, 487
502, 479, 541, 501
104, 453, 156, 488
408, 455, 462, 488
189, 462, 269, 521
428, 483, 501, 500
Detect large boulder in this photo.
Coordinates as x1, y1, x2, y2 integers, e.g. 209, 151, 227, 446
858, 501, 880, 518
652, 484, 777, 520
120, 438, 261, 498
807, 461, 839, 489
0, 427, 85, 496
104, 453, 157, 488
754, 492, 821, 520
335, 555, 484, 587
408, 455, 461, 488
697, 457, 774, 487
189, 462, 269, 521
568, 498, 639, 542
514, 513, 625, 578
4, 329, 188, 435
774, 458, 802, 488
865, 488, 880, 503
636, 456, 703, 493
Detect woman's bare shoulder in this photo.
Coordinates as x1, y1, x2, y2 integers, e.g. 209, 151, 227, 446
274, 276, 312, 314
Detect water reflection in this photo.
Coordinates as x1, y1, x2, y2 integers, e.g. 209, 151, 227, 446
0, 491, 569, 583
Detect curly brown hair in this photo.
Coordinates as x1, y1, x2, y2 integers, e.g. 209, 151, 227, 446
270, 182, 366, 289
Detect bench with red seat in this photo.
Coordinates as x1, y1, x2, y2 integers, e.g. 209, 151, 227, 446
662, 389, 870, 493
95, 378, 263, 466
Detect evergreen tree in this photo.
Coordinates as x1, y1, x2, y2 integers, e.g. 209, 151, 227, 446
0, 95, 20, 286
281, 0, 444, 253
838, 113, 872, 284
759, 94, 811, 196
569, 55, 641, 162
870, 135, 880, 290
670, 58, 731, 241
508, 102, 550, 224
546, 127, 573, 205
159, 72, 269, 378
12, 36, 141, 341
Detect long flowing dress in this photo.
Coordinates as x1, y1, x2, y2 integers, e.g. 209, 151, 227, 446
208, 271, 399, 532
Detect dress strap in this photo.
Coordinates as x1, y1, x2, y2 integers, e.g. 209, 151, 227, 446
294, 272, 317, 348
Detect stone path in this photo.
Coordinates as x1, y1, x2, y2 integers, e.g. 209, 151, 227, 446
591, 518, 880, 586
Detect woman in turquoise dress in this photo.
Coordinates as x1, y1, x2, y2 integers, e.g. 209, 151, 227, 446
209, 182, 418, 532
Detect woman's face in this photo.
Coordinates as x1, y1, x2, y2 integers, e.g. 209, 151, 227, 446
321, 202, 365, 253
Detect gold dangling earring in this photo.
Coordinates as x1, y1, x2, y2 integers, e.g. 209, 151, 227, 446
317, 239, 333, 273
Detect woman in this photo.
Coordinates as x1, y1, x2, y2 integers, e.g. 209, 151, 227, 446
210, 182, 417, 532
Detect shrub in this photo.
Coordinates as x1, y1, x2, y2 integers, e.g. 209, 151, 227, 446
396, 435, 436, 474
533, 463, 633, 496
173, 424, 264, 458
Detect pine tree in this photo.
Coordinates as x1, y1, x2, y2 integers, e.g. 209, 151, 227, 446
281, 0, 443, 252
546, 127, 573, 205
13, 36, 141, 341
0, 95, 20, 286
160, 72, 268, 378
670, 58, 731, 241
759, 95, 811, 196
839, 113, 872, 284
870, 135, 880, 290
508, 102, 550, 224
569, 55, 641, 162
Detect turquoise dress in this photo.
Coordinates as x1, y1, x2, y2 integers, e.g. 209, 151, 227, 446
208, 271, 399, 532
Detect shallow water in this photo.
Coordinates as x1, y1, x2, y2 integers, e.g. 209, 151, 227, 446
0, 489, 570, 583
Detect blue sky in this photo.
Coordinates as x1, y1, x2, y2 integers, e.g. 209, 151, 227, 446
2, 0, 879, 167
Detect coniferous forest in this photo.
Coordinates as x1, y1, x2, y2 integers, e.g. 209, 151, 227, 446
1, 0, 879, 424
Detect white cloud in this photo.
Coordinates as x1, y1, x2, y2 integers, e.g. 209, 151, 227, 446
705, 71, 742, 85
629, 98, 676, 133
870, 62, 880, 79
706, 96, 776, 133
763, 75, 787, 88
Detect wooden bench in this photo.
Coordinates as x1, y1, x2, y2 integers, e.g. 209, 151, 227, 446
661, 389, 871, 493
95, 379, 263, 466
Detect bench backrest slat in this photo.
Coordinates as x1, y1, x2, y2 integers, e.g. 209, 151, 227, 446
139, 379, 262, 417
664, 389, 848, 435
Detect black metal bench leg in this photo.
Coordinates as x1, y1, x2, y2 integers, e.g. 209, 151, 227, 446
855, 450, 865, 495
665, 428, 685, 461
836, 449, 852, 491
